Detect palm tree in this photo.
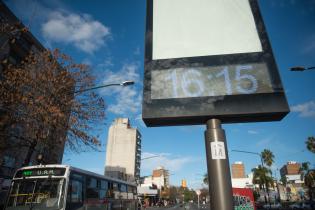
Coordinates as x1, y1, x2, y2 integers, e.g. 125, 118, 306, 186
304, 170, 315, 207
261, 149, 275, 167
306, 136, 315, 154
299, 161, 315, 206
252, 166, 274, 190
280, 176, 287, 186
252, 165, 274, 204
300, 162, 310, 179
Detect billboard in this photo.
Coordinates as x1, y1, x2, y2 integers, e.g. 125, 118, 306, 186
142, 0, 289, 126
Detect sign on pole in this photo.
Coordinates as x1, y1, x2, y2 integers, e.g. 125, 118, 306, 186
195, 190, 201, 196
142, 0, 289, 126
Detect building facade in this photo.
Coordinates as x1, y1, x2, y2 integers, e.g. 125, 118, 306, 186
139, 166, 170, 192
280, 161, 302, 183
104, 118, 141, 182
138, 166, 170, 202
280, 161, 300, 176
231, 161, 246, 178
231, 173, 254, 188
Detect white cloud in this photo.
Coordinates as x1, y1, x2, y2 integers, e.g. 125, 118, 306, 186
107, 88, 142, 115
141, 152, 198, 174
291, 101, 315, 118
135, 114, 146, 127
256, 137, 272, 147
99, 62, 142, 115
248, 130, 258, 135
98, 57, 114, 68
100, 63, 140, 93
42, 11, 110, 53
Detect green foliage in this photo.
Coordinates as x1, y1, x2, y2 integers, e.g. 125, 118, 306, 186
252, 165, 273, 190
168, 186, 197, 203
168, 186, 179, 201
261, 149, 275, 167
280, 176, 288, 186
306, 136, 315, 154
253, 190, 260, 201
182, 188, 195, 202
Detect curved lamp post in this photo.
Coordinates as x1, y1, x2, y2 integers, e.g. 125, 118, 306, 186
74, 80, 135, 94
231, 149, 264, 166
290, 66, 315, 71
141, 155, 160, 161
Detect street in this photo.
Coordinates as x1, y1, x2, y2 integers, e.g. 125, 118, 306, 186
146, 203, 210, 210
145, 204, 299, 210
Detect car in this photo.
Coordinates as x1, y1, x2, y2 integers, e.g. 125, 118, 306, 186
289, 202, 302, 209
255, 202, 264, 209
289, 202, 311, 209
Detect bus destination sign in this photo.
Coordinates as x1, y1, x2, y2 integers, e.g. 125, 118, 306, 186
15, 168, 66, 178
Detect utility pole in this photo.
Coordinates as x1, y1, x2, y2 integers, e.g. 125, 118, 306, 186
205, 119, 233, 210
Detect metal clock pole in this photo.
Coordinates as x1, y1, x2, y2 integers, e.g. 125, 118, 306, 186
204, 119, 233, 210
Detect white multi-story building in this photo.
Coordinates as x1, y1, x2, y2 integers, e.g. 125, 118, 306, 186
140, 166, 169, 189
138, 166, 169, 199
231, 172, 254, 188
104, 118, 141, 182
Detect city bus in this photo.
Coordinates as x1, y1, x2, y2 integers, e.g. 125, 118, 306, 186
4, 164, 138, 210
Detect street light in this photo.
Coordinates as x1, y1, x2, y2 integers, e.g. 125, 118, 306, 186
74, 80, 135, 94
231, 149, 264, 166
290, 66, 315, 71
141, 155, 160, 161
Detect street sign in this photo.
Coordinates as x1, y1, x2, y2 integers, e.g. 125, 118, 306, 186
142, 0, 289, 126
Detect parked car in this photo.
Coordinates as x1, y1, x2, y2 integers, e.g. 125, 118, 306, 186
289, 202, 311, 209
255, 202, 264, 209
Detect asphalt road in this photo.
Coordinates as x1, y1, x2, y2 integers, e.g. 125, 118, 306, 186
146, 204, 298, 210
147, 203, 210, 210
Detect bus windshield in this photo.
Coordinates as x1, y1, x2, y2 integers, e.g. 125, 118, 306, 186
6, 178, 65, 210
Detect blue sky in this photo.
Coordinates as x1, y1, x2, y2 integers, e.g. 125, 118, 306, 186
6, 0, 315, 189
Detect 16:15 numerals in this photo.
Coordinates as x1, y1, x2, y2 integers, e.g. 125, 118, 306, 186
165, 65, 258, 98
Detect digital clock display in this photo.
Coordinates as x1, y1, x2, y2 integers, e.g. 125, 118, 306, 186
151, 63, 272, 99
142, 0, 289, 126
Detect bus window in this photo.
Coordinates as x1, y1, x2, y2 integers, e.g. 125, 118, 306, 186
100, 180, 108, 190
6, 179, 64, 209
99, 180, 108, 200
86, 177, 98, 199
113, 182, 118, 191
71, 173, 83, 181
67, 179, 83, 210
107, 182, 114, 198
86, 177, 97, 188
127, 186, 133, 193
113, 182, 119, 198
120, 184, 127, 192
7, 180, 35, 207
